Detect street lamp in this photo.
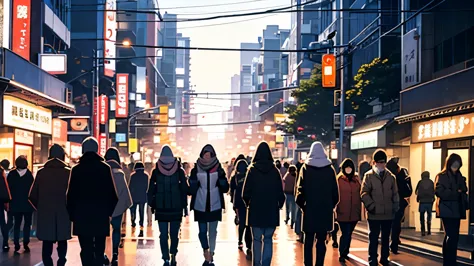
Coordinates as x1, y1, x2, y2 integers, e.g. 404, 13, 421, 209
122, 40, 131, 47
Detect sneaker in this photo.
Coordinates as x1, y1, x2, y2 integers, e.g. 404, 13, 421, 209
246, 249, 252, 261
238, 242, 243, 251
138, 230, 144, 237
111, 253, 118, 266
2, 244, 9, 252
171, 254, 177, 266
332, 242, 339, 248
24, 245, 30, 253
163, 261, 170, 266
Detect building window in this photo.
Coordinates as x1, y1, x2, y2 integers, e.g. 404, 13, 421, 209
177, 79, 184, 88
178, 40, 185, 47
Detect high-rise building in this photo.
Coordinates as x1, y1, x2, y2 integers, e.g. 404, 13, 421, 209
176, 33, 191, 123
161, 12, 178, 111
231, 74, 240, 107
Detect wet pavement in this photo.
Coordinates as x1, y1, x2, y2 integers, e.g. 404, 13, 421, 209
0, 196, 446, 265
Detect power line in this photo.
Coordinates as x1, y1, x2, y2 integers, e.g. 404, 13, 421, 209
159, 0, 268, 10
178, 14, 278, 29
171, 4, 288, 16
185, 86, 298, 96
133, 120, 261, 128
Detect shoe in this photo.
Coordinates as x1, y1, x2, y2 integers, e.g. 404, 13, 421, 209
391, 248, 399, 254
171, 254, 177, 266
246, 249, 252, 261
138, 230, 144, 237
202, 262, 210, 266
380, 259, 390, 266
24, 245, 30, 253
163, 261, 170, 266
104, 254, 110, 265
111, 253, 118, 266
203, 249, 211, 262
332, 242, 338, 248
284, 219, 289, 225
238, 242, 243, 251
14, 245, 20, 254
339, 257, 346, 262
2, 244, 9, 252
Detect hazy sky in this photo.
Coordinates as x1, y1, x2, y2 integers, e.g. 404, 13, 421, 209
159, 0, 292, 116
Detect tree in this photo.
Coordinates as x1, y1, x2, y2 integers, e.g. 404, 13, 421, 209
284, 66, 335, 144
346, 57, 401, 119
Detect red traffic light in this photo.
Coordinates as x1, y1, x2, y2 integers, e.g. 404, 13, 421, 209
297, 126, 304, 133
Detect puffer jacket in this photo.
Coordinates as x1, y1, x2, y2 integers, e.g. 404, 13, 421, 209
361, 168, 400, 221
336, 174, 361, 222
416, 174, 435, 203
107, 160, 132, 218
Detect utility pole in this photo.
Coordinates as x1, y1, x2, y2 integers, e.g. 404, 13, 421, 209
338, 0, 345, 164
92, 49, 97, 138
296, 0, 302, 87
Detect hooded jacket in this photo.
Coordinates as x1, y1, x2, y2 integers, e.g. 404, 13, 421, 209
386, 158, 413, 208
231, 159, 248, 210
107, 160, 133, 217
242, 141, 285, 228
296, 141, 339, 233
148, 147, 188, 222
416, 172, 435, 203
336, 159, 361, 222
129, 162, 149, 204
7, 168, 35, 213
283, 165, 297, 195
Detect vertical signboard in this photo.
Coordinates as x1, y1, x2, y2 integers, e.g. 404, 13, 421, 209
12, 0, 31, 60
104, 0, 116, 77
116, 74, 129, 118
322, 54, 336, 88
93, 97, 99, 139
99, 95, 108, 124
99, 133, 107, 156
402, 29, 420, 89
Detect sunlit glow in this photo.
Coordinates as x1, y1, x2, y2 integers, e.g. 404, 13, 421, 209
122, 40, 131, 46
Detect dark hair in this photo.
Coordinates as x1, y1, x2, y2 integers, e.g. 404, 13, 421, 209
442, 153, 463, 174
105, 147, 121, 164
0, 159, 10, 170
134, 161, 145, 170
15, 156, 28, 170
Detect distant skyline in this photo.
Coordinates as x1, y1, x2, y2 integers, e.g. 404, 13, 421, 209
159, 0, 291, 117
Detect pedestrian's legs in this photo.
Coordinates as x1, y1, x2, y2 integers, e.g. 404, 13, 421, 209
22, 212, 32, 246
158, 222, 171, 261
367, 219, 381, 266
381, 220, 392, 263
93, 236, 107, 266
138, 203, 145, 227
130, 203, 137, 227
332, 222, 339, 247
303, 232, 315, 266
251, 227, 264, 266
261, 227, 275, 266
169, 221, 181, 256
390, 206, 405, 252
420, 207, 426, 235
41, 241, 54, 266
198, 222, 210, 250
111, 215, 123, 255
289, 195, 297, 226
315, 231, 328, 266
147, 204, 153, 225
339, 222, 352, 258
427, 204, 433, 235
245, 226, 252, 250
238, 222, 245, 244
0, 205, 8, 248
285, 195, 291, 222
208, 221, 218, 255
78, 235, 94, 266
12, 212, 22, 248
442, 218, 461, 266
57, 240, 68, 266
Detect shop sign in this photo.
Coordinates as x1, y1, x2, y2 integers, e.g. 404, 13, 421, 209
14, 129, 33, 145
12, 0, 31, 60
334, 113, 356, 130
412, 113, 474, 143
3, 96, 52, 134
402, 29, 420, 89
99, 133, 107, 156
351, 131, 378, 150
52, 119, 67, 144
115, 133, 126, 143
99, 95, 108, 124
104, 0, 116, 77
70, 142, 82, 160
0, 137, 13, 149
116, 74, 129, 118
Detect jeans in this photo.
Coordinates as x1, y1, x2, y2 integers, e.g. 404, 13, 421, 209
368, 219, 392, 265
158, 221, 181, 261
339, 221, 358, 257
295, 208, 302, 235
0, 205, 13, 246
198, 221, 218, 254
130, 203, 145, 227
237, 208, 252, 249
442, 218, 460, 266
304, 232, 327, 266
390, 205, 406, 252
285, 194, 297, 225
13, 212, 33, 246
251, 227, 275, 266
331, 222, 339, 243
42, 241, 67, 266
78, 235, 106, 266
419, 203, 433, 231
111, 214, 123, 254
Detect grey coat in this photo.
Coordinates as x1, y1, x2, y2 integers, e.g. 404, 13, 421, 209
435, 171, 468, 219
29, 159, 72, 241
107, 160, 133, 218
361, 168, 400, 221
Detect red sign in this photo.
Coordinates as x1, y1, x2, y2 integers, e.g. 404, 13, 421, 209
99, 95, 108, 124
116, 74, 129, 118
93, 97, 99, 139
322, 54, 336, 88
99, 133, 107, 156
12, 0, 31, 60
52, 119, 68, 145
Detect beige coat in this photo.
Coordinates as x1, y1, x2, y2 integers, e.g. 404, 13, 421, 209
361, 168, 400, 220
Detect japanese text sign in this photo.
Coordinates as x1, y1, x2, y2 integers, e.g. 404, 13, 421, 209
14, 129, 34, 145
99, 95, 108, 124
52, 119, 68, 145
3, 96, 52, 135
115, 74, 129, 118
412, 113, 474, 143
104, 0, 116, 77
99, 133, 107, 156
12, 0, 31, 60
322, 54, 336, 88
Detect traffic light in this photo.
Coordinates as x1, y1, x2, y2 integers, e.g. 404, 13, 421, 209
307, 40, 335, 63
297, 126, 304, 134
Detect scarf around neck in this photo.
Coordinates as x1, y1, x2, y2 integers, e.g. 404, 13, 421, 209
197, 156, 219, 171
157, 159, 179, 176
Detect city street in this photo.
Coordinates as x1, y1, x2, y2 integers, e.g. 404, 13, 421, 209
0, 197, 445, 266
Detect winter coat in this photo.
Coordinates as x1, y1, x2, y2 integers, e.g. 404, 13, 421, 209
148, 165, 188, 221
231, 173, 246, 210
0, 170, 10, 203
67, 152, 118, 237
107, 160, 132, 218
416, 176, 435, 204
435, 170, 468, 219
7, 169, 34, 213
387, 160, 413, 209
283, 172, 297, 195
296, 164, 338, 233
336, 174, 361, 222
361, 168, 400, 221
29, 159, 71, 241
129, 168, 149, 204
242, 142, 285, 228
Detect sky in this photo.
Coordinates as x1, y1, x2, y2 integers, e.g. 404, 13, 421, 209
159, 0, 292, 120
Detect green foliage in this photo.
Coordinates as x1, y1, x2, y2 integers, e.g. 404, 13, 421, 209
346, 57, 401, 118
284, 66, 334, 143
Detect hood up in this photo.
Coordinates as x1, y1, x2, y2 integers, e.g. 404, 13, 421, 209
160, 145, 175, 165
339, 158, 355, 180
386, 157, 400, 175
197, 144, 219, 171
234, 154, 246, 166
251, 141, 275, 172
305, 142, 331, 168
235, 159, 248, 175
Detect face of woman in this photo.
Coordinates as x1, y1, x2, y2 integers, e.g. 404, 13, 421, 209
203, 152, 211, 160
344, 166, 353, 176
451, 161, 461, 173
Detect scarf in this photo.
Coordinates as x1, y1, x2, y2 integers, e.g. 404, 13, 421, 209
157, 159, 179, 176
197, 156, 219, 171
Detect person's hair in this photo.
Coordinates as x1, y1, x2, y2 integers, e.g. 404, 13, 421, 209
0, 159, 10, 170
104, 147, 121, 164
442, 153, 463, 174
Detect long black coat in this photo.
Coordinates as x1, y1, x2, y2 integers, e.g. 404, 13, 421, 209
435, 170, 468, 219
129, 169, 149, 204
29, 159, 72, 241
0, 170, 10, 203
296, 164, 339, 233
66, 152, 118, 236
7, 169, 35, 213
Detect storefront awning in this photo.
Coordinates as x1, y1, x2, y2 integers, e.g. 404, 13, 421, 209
0, 77, 75, 114
395, 99, 474, 124
351, 111, 398, 135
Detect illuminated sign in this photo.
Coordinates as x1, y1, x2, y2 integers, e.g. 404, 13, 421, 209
12, 0, 31, 60
52, 119, 68, 145
39, 54, 67, 74
99, 133, 107, 156
351, 131, 379, 150
322, 54, 336, 88
116, 74, 129, 118
104, 0, 116, 77
14, 129, 33, 145
99, 95, 108, 124
3, 96, 52, 134
115, 133, 126, 143
412, 113, 474, 143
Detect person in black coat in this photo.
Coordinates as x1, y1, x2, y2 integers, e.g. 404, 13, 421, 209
231, 159, 252, 260
296, 142, 339, 266
129, 161, 149, 230
242, 141, 285, 266
0, 164, 11, 252
147, 145, 188, 266
7, 155, 35, 254
66, 137, 118, 266
386, 157, 412, 254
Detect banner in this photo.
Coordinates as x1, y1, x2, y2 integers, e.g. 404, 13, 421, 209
104, 0, 116, 77
99, 95, 108, 124
99, 133, 107, 156
116, 74, 129, 118
12, 0, 31, 60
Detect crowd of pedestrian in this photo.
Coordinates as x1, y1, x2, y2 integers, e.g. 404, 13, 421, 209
0, 138, 467, 266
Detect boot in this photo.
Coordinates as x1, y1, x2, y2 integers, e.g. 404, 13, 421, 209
138, 226, 144, 237
246, 249, 252, 261
203, 249, 211, 263
427, 222, 431, 235
170, 254, 177, 266
421, 223, 426, 236
111, 253, 118, 266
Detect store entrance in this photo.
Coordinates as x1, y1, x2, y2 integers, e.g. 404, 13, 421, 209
447, 148, 470, 234
15, 144, 33, 172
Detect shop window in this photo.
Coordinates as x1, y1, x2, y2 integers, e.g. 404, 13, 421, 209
454, 31, 466, 64
442, 38, 453, 69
